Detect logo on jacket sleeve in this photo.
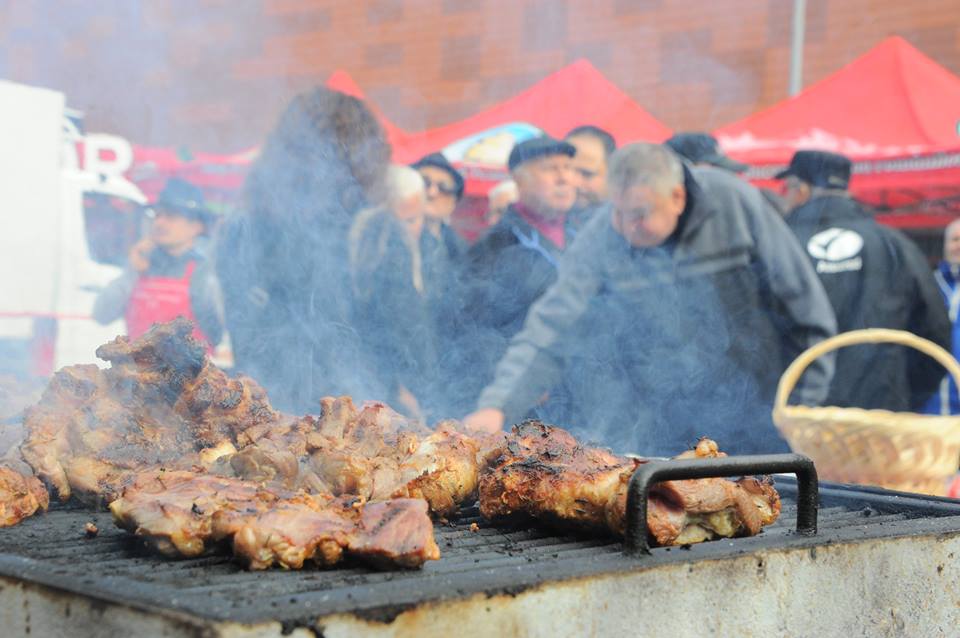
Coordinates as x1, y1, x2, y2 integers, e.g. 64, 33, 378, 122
806, 228, 864, 273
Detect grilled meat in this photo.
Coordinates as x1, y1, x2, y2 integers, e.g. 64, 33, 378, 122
220, 399, 481, 517
391, 422, 481, 517
223, 495, 439, 570
111, 469, 439, 569
479, 421, 781, 547
0, 465, 49, 527
7, 319, 779, 565
110, 470, 269, 557
18, 319, 277, 506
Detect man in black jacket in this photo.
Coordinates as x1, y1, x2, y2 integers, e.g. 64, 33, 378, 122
464, 143, 836, 456
449, 136, 578, 416
777, 150, 951, 411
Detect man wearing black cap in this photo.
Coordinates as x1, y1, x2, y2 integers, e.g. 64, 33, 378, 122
777, 149, 950, 411
93, 177, 223, 349
451, 136, 578, 414
665, 132, 748, 173
666, 131, 789, 215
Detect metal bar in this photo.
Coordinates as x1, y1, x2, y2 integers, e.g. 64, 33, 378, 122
788, 0, 807, 96
624, 454, 819, 555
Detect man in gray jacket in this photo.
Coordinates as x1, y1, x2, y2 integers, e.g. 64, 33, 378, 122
464, 143, 837, 456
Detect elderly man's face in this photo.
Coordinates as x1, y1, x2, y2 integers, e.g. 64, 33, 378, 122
567, 135, 608, 208
944, 222, 960, 265
611, 183, 686, 248
392, 193, 425, 243
513, 154, 577, 219
417, 166, 458, 222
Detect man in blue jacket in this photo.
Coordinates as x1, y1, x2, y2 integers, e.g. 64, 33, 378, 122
464, 143, 837, 456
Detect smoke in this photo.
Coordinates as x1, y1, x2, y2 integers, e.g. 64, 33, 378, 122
5, 2, 940, 460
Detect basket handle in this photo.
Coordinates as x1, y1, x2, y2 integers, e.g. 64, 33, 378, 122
774, 329, 960, 411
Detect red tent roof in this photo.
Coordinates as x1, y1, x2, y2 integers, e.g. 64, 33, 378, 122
715, 36, 960, 219
128, 62, 670, 212
715, 36, 960, 164
387, 59, 671, 165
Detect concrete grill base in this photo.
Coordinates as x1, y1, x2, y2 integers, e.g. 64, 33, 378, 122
1, 529, 958, 638
1, 481, 960, 637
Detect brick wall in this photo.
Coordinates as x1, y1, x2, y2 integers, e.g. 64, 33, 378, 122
2, 0, 958, 152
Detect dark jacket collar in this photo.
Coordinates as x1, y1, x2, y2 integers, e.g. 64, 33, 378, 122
789, 192, 865, 227
500, 205, 564, 252
666, 164, 714, 248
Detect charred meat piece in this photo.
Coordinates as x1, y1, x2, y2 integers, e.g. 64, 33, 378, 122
304, 405, 480, 516
9, 321, 477, 531
222, 495, 439, 570
215, 492, 354, 569
392, 423, 482, 517
19, 364, 102, 500
110, 470, 270, 557
111, 470, 440, 570
0, 465, 49, 527
223, 401, 482, 517
17, 319, 277, 508
479, 421, 781, 547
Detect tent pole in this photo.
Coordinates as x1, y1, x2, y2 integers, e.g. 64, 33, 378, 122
789, 0, 807, 96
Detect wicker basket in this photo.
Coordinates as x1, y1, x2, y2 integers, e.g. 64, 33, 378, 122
772, 329, 960, 496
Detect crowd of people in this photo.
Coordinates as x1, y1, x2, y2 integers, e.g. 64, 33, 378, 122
94, 86, 956, 457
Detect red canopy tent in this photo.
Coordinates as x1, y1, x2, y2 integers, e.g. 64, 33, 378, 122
385, 59, 671, 196
126, 60, 670, 229
128, 145, 255, 210
714, 36, 960, 227
347, 59, 671, 237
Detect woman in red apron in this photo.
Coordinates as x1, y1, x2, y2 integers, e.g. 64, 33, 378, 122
94, 178, 222, 351
125, 260, 213, 347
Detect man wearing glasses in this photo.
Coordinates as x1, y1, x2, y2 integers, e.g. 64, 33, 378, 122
464, 143, 836, 456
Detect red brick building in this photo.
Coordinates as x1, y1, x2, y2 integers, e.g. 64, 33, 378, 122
1, 0, 958, 153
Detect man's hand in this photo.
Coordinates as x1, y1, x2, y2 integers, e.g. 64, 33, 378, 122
462, 408, 505, 433
128, 239, 155, 273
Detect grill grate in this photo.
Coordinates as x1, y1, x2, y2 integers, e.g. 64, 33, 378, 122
1, 478, 959, 627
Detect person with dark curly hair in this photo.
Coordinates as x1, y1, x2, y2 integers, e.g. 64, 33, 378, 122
215, 87, 392, 412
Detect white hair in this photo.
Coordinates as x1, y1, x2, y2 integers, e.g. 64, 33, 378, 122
947, 218, 960, 237
488, 179, 518, 203
608, 143, 684, 196
386, 165, 425, 207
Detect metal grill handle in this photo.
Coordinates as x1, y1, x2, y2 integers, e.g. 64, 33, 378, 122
624, 453, 818, 555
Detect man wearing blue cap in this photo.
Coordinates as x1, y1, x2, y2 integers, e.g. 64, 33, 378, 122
777, 150, 950, 411
93, 178, 223, 349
